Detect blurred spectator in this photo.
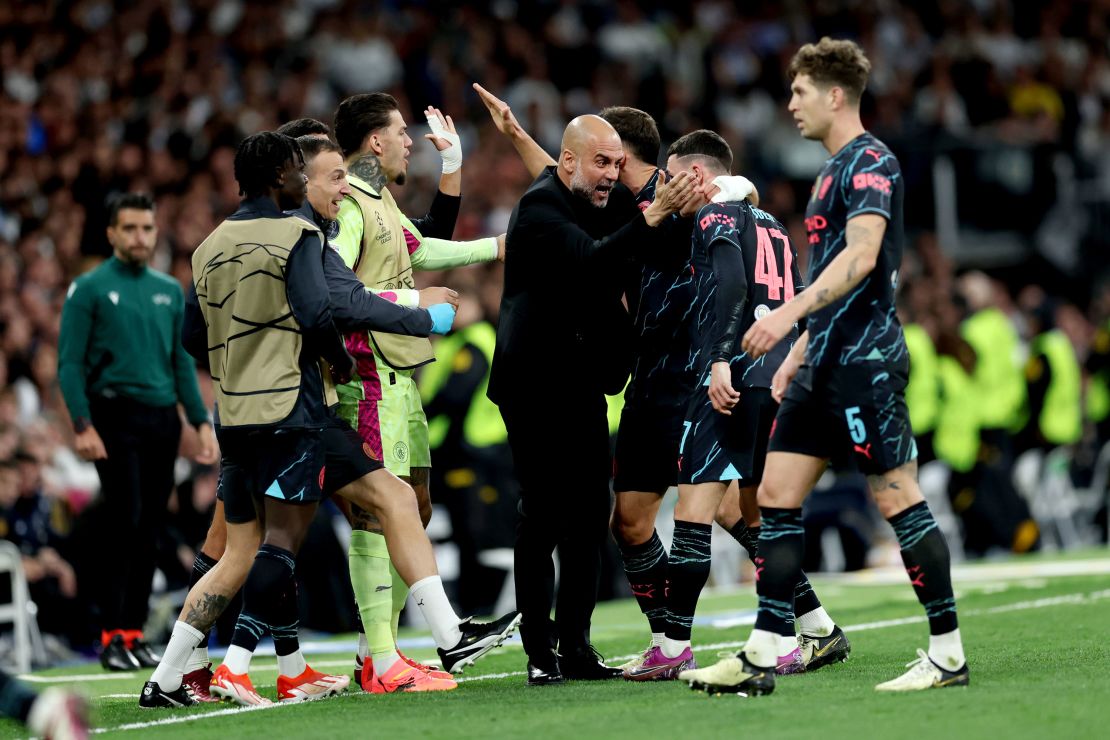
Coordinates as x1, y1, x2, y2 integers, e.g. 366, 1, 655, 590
0, 443, 92, 648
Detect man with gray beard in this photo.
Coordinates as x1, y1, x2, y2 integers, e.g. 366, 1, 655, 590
488, 115, 696, 685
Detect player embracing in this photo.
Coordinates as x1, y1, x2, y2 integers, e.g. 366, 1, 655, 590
681, 38, 968, 696
627, 130, 844, 681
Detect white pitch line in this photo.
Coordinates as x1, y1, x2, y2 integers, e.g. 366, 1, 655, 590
607, 588, 1110, 662
87, 586, 1110, 734
20, 673, 138, 683
91, 701, 298, 734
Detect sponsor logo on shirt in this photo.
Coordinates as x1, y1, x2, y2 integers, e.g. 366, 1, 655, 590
699, 211, 736, 231
153, 293, 172, 306
852, 172, 891, 194
805, 214, 828, 245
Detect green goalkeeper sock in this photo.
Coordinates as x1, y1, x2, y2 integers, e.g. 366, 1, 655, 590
349, 531, 395, 662
389, 561, 409, 642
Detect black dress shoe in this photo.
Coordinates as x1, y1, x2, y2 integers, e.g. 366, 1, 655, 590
558, 645, 623, 680
130, 639, 162, 668
100, 635, 140, 672
527, 659, 566, 686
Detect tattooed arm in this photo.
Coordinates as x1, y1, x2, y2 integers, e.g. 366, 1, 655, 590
789, 214, 885, 317
742, 214, 886, 359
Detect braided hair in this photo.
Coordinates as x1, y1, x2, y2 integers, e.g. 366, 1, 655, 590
234, 132, 303, 199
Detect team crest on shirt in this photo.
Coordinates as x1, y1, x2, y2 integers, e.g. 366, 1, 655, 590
393, 441, 408, 463
108, 291, 119, 305
754, 304, 770, 320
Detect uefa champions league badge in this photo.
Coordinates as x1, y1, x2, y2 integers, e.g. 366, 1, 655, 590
754, 304, 770, 320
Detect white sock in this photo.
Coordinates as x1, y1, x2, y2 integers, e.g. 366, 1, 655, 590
150, 621, 204, 691
743, 629, 779, 669
651, 632, 665, 648
660, 636, 690, 659
779, 633, 799, 655
409, 576, 463, 648
928, 628, 965, 671
277, 650, 307, 678
357, 632, 369, 662
372, 650, 401, 676
222, 645, 253, 675
185, 644, 209, 672
797, 607, 835, 637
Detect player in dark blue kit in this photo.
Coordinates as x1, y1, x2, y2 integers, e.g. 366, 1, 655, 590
681, 38, 968, 696
626, 131, 842, 681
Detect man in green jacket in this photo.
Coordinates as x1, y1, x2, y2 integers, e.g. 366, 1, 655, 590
58, 193, 218, 671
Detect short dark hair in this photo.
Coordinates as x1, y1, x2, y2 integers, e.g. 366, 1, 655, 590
234, 132, 303, 198
334, 93, 400, 159
788, 37, 871, 102
599, 106, 660, 165
666, 130, 732, 174
107, 192, 154, 225
277, 118, 333, 139
297, 135, 342, 162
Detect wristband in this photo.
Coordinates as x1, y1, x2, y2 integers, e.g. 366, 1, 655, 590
427, 112, 462, 174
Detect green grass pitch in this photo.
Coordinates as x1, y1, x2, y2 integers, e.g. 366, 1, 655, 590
6, 552, 1110, 739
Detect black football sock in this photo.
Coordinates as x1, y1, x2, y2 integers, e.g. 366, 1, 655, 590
662, 521, 713, 642
889, 502, 958, 635
230, 545, 297, 654
618, 530, 670, 635
752, 508, 804, 639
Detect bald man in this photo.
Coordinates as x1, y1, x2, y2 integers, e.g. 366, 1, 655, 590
489, 115, 695, 685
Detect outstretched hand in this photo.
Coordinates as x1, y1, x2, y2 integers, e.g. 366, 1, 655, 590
473, 83, 523, 137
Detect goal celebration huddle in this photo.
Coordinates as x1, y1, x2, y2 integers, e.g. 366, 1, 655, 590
115, 37, 967, 710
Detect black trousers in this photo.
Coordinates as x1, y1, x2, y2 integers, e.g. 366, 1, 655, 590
499, 391, 612, 661
89, 395, 182, 631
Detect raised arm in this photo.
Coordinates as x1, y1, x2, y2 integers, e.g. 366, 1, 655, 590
473, 83, 556, 179
411, 107, 462, 238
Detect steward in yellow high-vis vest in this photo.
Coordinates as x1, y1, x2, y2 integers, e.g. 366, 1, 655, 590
903, 323, 939, 442
1024, 328, 1082, 447
960, 307, 1025, 432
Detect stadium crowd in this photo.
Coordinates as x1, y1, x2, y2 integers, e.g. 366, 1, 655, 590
1, 0, 1109, 660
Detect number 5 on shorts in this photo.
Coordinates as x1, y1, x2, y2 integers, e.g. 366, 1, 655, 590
845, 406, 867, 444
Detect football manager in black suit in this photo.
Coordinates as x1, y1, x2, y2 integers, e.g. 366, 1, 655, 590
489, 114, 695, 685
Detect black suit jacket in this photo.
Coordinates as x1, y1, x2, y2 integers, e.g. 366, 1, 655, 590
489, 166, 663, 405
